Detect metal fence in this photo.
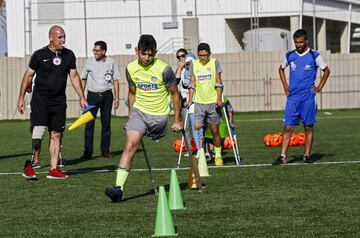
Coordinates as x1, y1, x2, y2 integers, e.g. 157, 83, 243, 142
0, 51, 359, 120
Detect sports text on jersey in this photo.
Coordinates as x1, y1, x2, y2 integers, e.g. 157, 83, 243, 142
196, 73, 213, 81
136, 83, 159, 91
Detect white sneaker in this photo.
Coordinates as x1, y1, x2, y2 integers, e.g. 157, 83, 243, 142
184, 152, 189, 157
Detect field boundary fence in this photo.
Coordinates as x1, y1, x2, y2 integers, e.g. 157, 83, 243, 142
1, 51, 359, 120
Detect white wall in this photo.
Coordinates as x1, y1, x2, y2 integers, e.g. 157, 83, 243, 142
6, 0, 360, 57
303, 0, 349, 21
6, 0, 24, 57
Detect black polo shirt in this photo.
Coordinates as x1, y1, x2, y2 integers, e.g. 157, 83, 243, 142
29, 46, 76, 98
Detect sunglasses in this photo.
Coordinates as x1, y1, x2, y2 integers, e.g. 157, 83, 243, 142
177, 54, 186, 59
92, 49, 103, 53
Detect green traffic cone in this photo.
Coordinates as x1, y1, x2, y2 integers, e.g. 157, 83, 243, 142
168, 169, 185, 210
198, 149, 210, 177
153, 186, 177, 237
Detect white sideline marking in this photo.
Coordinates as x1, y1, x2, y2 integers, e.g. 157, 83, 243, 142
1, 160, 360, 176
235, 115, 360, 122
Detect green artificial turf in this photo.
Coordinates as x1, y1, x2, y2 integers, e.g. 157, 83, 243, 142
0, 109, 359, 237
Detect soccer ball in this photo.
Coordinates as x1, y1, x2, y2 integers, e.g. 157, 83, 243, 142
270, 133, 282, 147
289, 133, 298, 146
296, 132, 305, 145
223, 136, 234, 149
263, 134, 272, 146
173, 138, 186, 152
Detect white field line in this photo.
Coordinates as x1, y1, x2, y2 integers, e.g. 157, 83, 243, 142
1, 160, 360, 176
235, 115, 360, 122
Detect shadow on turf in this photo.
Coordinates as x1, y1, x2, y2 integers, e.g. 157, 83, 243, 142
223, 156, 239, 164
206, 155, 239, 166
120, 182, 199, 203
62, 150, 124, 166
0, 152, 32, 160
121, 189, 156, 202
66, 165, 117, 175
287, 153, 335, 163
63, 149, 145, 167
164, 182, 190, 191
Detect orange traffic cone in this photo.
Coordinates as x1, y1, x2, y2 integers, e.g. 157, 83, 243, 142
188, 158, 199, 189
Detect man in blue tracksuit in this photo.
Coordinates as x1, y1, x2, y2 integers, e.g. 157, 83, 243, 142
273, 29, 330, 165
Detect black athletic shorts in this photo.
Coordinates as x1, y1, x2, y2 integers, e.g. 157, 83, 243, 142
30, 94, 67, 132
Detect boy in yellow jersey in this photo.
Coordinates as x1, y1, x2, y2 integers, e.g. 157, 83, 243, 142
105, 35, 183, 202
188, 43, 224, 166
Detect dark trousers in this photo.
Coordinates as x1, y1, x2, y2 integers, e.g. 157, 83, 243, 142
84, 90, 113, 154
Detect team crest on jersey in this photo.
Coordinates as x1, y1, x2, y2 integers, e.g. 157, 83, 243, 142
151, 76, 157, 82
290, 61, 296, 70
303, 65, 312, 70
105, 73, 113, 81
53, 56, 62, 66
207, 67, 212, 72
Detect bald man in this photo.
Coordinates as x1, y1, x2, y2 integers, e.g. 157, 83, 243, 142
17, 25, 88, 180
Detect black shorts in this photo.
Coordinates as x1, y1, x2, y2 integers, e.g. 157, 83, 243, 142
30, 94, 67, 132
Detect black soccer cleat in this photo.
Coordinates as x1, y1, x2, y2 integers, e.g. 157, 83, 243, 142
303, 155, 313, 164
272, 156, 288, 165
105, 186, 123, 203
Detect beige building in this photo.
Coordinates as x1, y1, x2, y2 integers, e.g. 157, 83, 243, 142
5, 0, 360, 57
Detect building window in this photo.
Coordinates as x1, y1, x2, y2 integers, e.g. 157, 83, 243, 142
38, 0, 64, 24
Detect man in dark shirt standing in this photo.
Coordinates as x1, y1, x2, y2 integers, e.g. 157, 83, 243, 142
17, 25, 88, 180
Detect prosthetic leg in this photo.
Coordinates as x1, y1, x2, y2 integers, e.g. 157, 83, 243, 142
58, 135, 64, 167
31, 126, 47, 168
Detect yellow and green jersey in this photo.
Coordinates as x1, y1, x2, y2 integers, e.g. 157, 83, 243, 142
192, 58, 217, 104
126, 58, 175, 115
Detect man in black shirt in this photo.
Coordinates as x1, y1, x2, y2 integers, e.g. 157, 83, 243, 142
17, 25, 88, 180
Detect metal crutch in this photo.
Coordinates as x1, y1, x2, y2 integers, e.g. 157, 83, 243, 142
176, 109, 189, 168
181, 129, 202, 192
232, 134, 241, 163
58, 134, 65, 167
58, 144, 64, 167
141, 139, 158, 195
222, 94, 241, 166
